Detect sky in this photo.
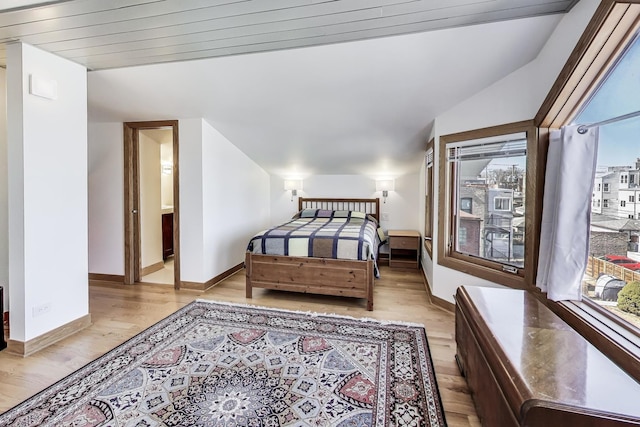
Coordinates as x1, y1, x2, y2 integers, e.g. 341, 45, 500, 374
574, 33, 640, 168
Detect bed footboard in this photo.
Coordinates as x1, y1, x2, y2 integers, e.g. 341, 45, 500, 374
245, 252, 374, 310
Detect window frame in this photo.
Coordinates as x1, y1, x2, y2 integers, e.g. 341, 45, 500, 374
535, 0, 640, 380
424, 138, 435, 257
438, 120, 541, 289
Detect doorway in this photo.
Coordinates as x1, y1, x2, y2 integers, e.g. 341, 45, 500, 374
124, 121, 180, 289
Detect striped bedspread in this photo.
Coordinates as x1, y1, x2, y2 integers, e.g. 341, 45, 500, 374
247, 210, 381, 262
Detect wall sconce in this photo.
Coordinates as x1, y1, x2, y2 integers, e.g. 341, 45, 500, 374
284, 179, 303, 202
376, 179, 395, 203
161, 162, 172, 175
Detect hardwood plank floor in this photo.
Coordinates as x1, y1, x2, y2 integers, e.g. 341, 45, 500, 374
0, 266, 480, 426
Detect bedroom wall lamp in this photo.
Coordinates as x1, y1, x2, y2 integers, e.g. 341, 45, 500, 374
376, 179, 395, 203
284, 179, 303, 202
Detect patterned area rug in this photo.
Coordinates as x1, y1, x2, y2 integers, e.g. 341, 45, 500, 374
0, 300, 447, 426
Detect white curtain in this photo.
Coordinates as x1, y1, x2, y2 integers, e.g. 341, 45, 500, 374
536, 125, 599, 301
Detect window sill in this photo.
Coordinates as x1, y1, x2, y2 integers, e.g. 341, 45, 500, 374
553, 299, 640, 381
438, 254, 528, 289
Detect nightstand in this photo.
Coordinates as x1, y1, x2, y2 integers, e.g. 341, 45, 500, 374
388, 230, 420, 269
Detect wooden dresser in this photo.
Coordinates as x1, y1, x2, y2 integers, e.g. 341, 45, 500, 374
455, 286, 640, 427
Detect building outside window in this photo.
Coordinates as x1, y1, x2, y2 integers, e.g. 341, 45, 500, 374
576, 28, 640, 330
439, 121, 537, 287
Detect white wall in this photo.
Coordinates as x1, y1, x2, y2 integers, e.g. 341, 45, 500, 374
7, 43, 88, 341
177, 119, 205, 282
88, 119, 270, 285
201, 119, 270, 282
160, 140, 173, 207
424, 0, 601, 303
139, 131, 163, 268
270, 174, 420, 239
0, 68, 7, 313
88, 123, 124, 275
178, 119, 270, 283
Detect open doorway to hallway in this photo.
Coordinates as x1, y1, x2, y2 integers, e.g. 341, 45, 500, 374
124, 121, 180, 289
139, 128, 174, 285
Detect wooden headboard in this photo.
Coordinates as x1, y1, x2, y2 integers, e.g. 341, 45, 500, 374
297, 198, 380, 221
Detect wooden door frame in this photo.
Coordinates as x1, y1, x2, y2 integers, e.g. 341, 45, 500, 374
124, 120, 181, 289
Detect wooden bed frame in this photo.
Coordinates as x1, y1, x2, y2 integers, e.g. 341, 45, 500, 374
245, 197, 380, 311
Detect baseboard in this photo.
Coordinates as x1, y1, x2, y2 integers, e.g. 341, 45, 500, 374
181, 263, 244, 291
141, 261, 164, 276
431, 292, 455, 312
420, 267, 455, 312
88, 273, 125, 283
7, 313, 92, 357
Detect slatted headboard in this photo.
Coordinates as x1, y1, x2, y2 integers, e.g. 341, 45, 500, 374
297, 198, 380, 221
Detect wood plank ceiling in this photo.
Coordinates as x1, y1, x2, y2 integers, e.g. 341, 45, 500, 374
0, 0, 580, 70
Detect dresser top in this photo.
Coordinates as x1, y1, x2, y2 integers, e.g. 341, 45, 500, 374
387, 230, 420, 237
457, 286, 640, 418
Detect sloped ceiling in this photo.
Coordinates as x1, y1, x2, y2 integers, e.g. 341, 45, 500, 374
0, 0, 574, 176
88, 14, 563, 176
0, 0, 577, 70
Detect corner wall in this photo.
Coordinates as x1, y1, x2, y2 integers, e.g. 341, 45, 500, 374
424, 0, 601, 303
201, 120, 270, 282
7, 43, 88, 341
88, 118, 270, 285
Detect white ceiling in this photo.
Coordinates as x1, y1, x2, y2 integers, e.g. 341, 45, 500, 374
0, 0, 575, 176
88, 14, 563, 176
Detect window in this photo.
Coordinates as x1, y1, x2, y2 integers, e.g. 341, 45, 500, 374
575, 30, 640, 333
424, 140, 434, 257
597, 183, 602, 191
604, 199, 609, 208
536, 0, 640, 378
460, 197, 472, 214
630, 215, 635, 219
439, 121, 538, 288
494, 197, 512, 211
630, 196, 635, 202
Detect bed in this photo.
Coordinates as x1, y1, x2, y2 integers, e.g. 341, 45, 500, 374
245, 197, 381, 310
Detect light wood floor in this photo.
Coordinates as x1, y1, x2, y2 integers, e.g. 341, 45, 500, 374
0, 266, 481, 426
